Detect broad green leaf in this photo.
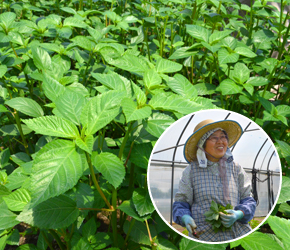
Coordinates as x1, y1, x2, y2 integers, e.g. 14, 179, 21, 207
10, 152, 30, 166
253, 29, 275, 44
276, 114, 288, 126
143, 69, 162, 90
3, 188, 31, 211
110, 54, 149, 75
129, 143, 152, 169
55, 90, 87, 125
195, 83, 216, 95
179, 237, 230, 249
89, 232, 112, 249
276, 105, 290, 117
243, 83, 254, 95
235, 47, 257, 58
132, 188, 155, 216
23, 116, 79, 138
218, 48, 239, 64
42, 74, 66, 102
267, 216, 290, 246
0, 234, 7, 250
31, 46, 51, 71
259, 58, 278, 74
165, 74, 198, 99
92, 152, 125, 189
278, 202, 290, 217
81, 91, 126, 135
0, 105, 8, 113
156, 238, 178, 250
149, 93, 204, 115
122, 98, 152, 123
71, 233, 93, 250
221, 36, 237, 50
71, 36, 94, 51
74, 183, 95, 211
246, 77, 269, 86
0, 185, 11, 203
232, 63, 250, 84
29, 140, 84, 206
209, 30, 233, 44
144, 113, 174, 138
5, 97, 44, 117
216, 79, 243, 95
92, 72, 127, 92
0, 65, 7, 78
156, 58, 182, 74
82, 217, 97, 239
123, 220, 156, 246
201, 41, 221, 53
75, 135, 94, 154
258, 97, 276, 114
60, 7, 77, 15
132, 82, 147, 107
0, 202, 18, 230
64, 17, 87, 28
118, 200, 150, 221
0, 124, 32, 136
0, 12, 16, 29
277, 175, 290, 203
186, 24, 210, 42
168, 47, 197, 60
5, 168, 28, 190
17, 195, 79, 229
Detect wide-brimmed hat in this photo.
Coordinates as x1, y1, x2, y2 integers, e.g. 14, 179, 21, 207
184, 119, 243, 163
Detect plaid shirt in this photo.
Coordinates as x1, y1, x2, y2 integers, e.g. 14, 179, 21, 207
173, 159, 256, 242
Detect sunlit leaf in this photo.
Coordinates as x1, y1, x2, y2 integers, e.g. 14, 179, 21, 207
122, 98, 152, 123
3, 188, 31, 211
132, 188, 155, 216
144, 113, 175, 138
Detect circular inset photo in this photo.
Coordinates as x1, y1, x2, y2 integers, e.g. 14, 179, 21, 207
147, 109, 282, 244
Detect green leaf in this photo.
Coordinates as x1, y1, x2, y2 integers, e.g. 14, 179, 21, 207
132, 82, 147, 107
132, 188, 155, 216
277, 176, 290, 203
253, 29, 275, 44
156, 237, 178, 250
216, 79, 243, 95
201, 41, 221, 53
129, 143, 152, 169
31, 46, 51, 71
149, 93, 204, 115
234, 47, 257, 58
0, 124, 32, 136
123, 220, 156, 246
0, 148, 10, 169
267, 215, 290, 246
168, 47, 197, 60
165, 74, 198, 99
75, 135, 94, 154
23, 116, 79, 138
89, 232, 112, 250
276, 140, 290, 161
81, 91, 126, 135
232, 63, 250, 84
0, 235, 7, 250
186, 24, 210, 42
82, 217, 97, 239
92, 72, 127, 93
29, 140, 85, 206
91, 152, 125, 189
0, 12, 16, 29
17, 195, 79, 229
0, 65, 7, 78
71, 36, 94, 51
55, 90, 87, 125
209, 30, 233, 44
64, 17, 87, 28
218, 48, 239, 64
122, 98, 152, 123
118, 200, 150, 221
246, 77, 269, 86
3, 188, 31, 212
0, 105, 8, 113
221, 36, 237, 50
156, 58, 182, 74
195, 83, 216, 95
238, 231, 284, 250
71, 233, 93, 250
143, 69, 162, 90
0, 202, 18, 230
179, 237, 228, 249
42, 74, 66, 102
5, 97, 44, 118
276, 105, 290, 117
144, 113, 175, 138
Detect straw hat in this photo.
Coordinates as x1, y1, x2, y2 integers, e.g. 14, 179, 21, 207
184, 119, 242, 163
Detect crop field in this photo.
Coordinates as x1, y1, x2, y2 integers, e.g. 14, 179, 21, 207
0, 0, 290, 249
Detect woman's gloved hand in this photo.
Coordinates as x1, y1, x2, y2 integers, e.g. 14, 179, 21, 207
181, 215, 197, 234
219, 209, 244, 228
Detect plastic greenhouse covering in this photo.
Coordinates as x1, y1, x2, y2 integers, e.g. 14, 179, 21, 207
148, 110, 282, 225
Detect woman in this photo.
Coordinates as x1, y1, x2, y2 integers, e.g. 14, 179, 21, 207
172, 119, 256, 242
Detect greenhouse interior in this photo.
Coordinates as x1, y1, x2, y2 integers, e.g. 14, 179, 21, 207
148, 110, 281, 229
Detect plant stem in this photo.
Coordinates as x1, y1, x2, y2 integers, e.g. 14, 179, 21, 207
195, 49, 208, 84
41, 231, 54, 250
82, 51, 94, 87
127, 163, 135, 199
122, 219, 135, 249
118, 122, 133, 159
85, 152, 112, 209
48, 230, 65, 250
248, 0, 254, 39
111, 187, 118, 247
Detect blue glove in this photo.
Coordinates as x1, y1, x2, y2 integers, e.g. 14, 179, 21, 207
219, 209, 244, 228
181, 215, 197, 234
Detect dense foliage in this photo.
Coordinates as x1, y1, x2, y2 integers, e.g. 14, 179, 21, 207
0, 0, 290, 249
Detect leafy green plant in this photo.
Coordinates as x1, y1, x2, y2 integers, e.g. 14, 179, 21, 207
204, 200, 233, 233
0, 0, 289, 249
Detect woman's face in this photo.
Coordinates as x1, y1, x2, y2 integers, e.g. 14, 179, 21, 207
204, 130, 228, 162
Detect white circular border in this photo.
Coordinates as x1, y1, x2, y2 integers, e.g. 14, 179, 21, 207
147, 109, 282, 244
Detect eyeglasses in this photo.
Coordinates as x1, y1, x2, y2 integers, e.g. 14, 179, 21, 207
207, 135, 228, 143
